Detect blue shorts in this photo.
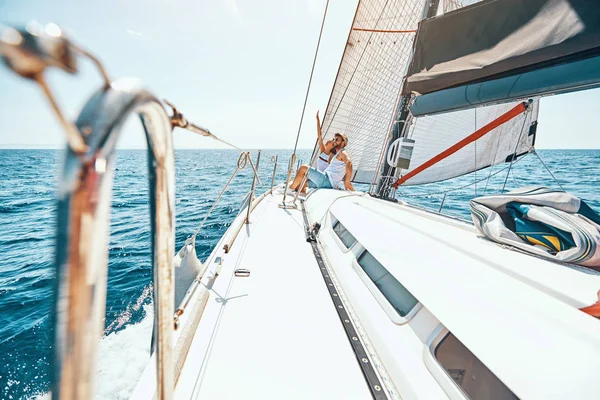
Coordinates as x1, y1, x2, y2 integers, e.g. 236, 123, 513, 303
307, 167, 332, 189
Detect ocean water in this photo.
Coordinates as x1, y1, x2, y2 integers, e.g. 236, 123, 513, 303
0, 149, 599, 399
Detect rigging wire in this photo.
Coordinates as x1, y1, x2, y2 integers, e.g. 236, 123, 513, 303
532, 149, 565, 191
474, 107, 477, 196
282, 0, 330, 201
502, 106, 531, 192
483, 104, 532, 195
511, 166, 519, 187
395, 154, 528, 199
290, 0, 330, 155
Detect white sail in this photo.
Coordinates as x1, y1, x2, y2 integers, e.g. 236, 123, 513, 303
382, 0, 541, 188
400, 100, 539, 186
318, 0, 428, 184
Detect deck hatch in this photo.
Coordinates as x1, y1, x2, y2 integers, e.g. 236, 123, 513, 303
434, 332, 517, 400
333, 220, 357, 249
357, 251, 418, 317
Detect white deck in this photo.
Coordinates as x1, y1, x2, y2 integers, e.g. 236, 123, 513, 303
184, 192, 372, 399
132, 188, 600, 400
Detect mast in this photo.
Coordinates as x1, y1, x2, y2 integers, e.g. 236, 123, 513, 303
375, 0, 440, 198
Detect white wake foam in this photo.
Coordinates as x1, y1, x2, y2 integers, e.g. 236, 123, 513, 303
96, 303, 153, 400
31, 303, 154, 400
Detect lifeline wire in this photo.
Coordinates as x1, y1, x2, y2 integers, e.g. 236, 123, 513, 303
190, 152, 260, 243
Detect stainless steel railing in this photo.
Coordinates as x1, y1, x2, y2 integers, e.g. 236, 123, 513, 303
0, 23, 178, 399
0, 22, 238, 400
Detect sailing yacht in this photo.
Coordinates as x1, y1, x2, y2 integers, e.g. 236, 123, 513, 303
1, 0, 600, 399
131, 1, 600, 399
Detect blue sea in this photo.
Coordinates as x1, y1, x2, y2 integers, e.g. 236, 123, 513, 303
0, 149, 599, 399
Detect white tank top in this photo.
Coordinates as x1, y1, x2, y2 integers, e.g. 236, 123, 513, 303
325, 156, 346, 188
316, 152, 329, 172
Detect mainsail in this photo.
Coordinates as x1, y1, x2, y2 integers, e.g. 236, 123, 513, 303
318, 0, 428, 184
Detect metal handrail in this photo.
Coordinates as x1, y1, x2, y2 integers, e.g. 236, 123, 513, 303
246, 151, 261, 224
270, 155, 278, 193
280, 154, 297, 207
0, 23, 174, 400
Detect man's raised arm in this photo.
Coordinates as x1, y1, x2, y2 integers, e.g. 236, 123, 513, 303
316, 111, 326, 153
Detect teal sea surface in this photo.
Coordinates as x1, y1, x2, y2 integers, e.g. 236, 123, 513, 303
0, 149, 598, 399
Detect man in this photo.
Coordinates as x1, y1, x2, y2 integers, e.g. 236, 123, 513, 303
289, 133, 355, 193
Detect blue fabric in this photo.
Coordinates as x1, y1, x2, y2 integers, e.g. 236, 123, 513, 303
307, 167, 332, 189
506, 202, 575, 253
578, 200, 600, 225
409, 54, 600, 117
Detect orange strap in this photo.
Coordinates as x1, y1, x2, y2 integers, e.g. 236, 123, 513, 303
392, 102, 528, 188
580, 290, 600, 318
353, 28, 416, 33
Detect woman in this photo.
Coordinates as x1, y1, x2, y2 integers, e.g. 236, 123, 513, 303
315, 111, 342, 172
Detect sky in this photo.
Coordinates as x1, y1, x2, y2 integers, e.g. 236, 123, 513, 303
1, 0, 599, 150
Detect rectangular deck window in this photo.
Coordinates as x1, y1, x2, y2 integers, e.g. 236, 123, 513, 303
435, 333, 517, 400
332, 221, 357, 249
357, 251, 418, 317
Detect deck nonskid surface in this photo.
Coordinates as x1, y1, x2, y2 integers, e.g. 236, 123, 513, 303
195, 193, 372, 399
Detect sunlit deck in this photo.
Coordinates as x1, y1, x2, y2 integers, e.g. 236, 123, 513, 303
187, 192, 371, 399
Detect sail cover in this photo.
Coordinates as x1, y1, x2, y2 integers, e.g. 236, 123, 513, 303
403, 0, 600, 97
318, 0, 428, 184
470, 187, 600, 268
400, 99, 539, 185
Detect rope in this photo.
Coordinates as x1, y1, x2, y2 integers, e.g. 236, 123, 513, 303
352, 28, 416, 33
189, 152, 260, 245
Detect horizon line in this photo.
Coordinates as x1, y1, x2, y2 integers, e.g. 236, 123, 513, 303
0, 146, 316, 151
0, 146, 597, 151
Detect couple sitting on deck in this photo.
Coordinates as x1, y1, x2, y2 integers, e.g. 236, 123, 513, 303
289, 112, 355, 193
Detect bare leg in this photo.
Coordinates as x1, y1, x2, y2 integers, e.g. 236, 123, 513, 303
290, 165, 308, 190
300, 174, 309, 193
